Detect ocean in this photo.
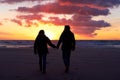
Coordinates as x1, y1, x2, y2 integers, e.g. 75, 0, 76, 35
0, 40, 120, 48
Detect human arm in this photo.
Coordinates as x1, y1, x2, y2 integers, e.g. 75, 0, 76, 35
34, 43, 37, 54
72, 33, 76, 51
57, 33, 63, 49
34, 37, 38, 55
47, 37, 57, 48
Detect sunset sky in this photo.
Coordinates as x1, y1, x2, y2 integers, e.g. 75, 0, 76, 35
0, 0, 120, 40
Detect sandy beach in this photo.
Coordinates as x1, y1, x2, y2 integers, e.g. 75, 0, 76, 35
0, 47, 120, 80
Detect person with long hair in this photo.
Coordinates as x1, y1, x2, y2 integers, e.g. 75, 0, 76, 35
34, 30, 56, 74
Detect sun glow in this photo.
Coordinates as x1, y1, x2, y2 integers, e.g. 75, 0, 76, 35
30, 23, 64, 40
45, 31, 55, 40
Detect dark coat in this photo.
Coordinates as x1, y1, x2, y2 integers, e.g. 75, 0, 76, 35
34, 34, 56, 55
57, 30, 75, 51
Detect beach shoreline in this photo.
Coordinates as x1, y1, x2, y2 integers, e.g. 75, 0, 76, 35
0, 47, 120, 80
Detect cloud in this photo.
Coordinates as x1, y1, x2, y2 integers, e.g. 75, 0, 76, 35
0, 32, 13, 35
5, 0, 120, 36
16, 14, 43, 20
0, 0, 56, 4
11, 19, 22, 26
45, 14, 110, 36
0, 19, 7, 25
16, 3, 110, 16
59, 0, 120, 8
0, 0, 38, 4
71, 14, 111, 27
16, 3, 80, 14
11, 14, 43, 27
0, 22, 2, 25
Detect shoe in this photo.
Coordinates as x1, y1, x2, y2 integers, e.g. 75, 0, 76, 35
42, 69, 46, 74
42, 71, 46, 74
65, 67, 69, 73
39, 67, 42, 72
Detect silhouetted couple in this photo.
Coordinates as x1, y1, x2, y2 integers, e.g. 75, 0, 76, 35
34, 25, 75, 74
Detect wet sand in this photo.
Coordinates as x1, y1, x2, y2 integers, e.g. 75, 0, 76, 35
0, 47, 120, 80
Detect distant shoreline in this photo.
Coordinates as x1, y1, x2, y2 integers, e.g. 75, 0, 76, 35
0, 40, 120, 48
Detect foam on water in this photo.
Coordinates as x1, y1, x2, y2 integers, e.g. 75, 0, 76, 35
0, 40, 120, 48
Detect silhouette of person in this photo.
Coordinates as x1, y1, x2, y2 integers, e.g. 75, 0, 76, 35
34, 30, 56, 74
57, 25, 75, 73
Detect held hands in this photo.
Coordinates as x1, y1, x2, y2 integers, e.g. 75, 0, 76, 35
53, 44, 59, 49
54, 45, 59, 49
56, 45, 59, 49
52, 44, 57, 49
54, 46, 58, 49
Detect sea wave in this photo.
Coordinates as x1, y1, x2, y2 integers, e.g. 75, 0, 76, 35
0, 40, 120, 48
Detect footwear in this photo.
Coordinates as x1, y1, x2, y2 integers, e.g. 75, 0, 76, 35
39, 67, 42, 72
65, 66, 69, 73
42, 69, 46, 74
39, 64, 42, 72
42, 71, 46, 74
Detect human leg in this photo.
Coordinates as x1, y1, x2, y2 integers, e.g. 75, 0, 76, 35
62, 50, 71, 73
42, 53, 47, 73
38, 55, 42, 71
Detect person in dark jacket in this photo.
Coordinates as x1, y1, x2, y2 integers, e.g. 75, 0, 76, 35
57, 25, 75, 73
34, 30, 56, 74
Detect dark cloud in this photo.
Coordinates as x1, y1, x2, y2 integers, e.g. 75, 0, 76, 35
16, 3, 80, 14
78, 6, 109, 16
71, 14, 110, 27
16, 3, 109, 16
59, 0, 120, 8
